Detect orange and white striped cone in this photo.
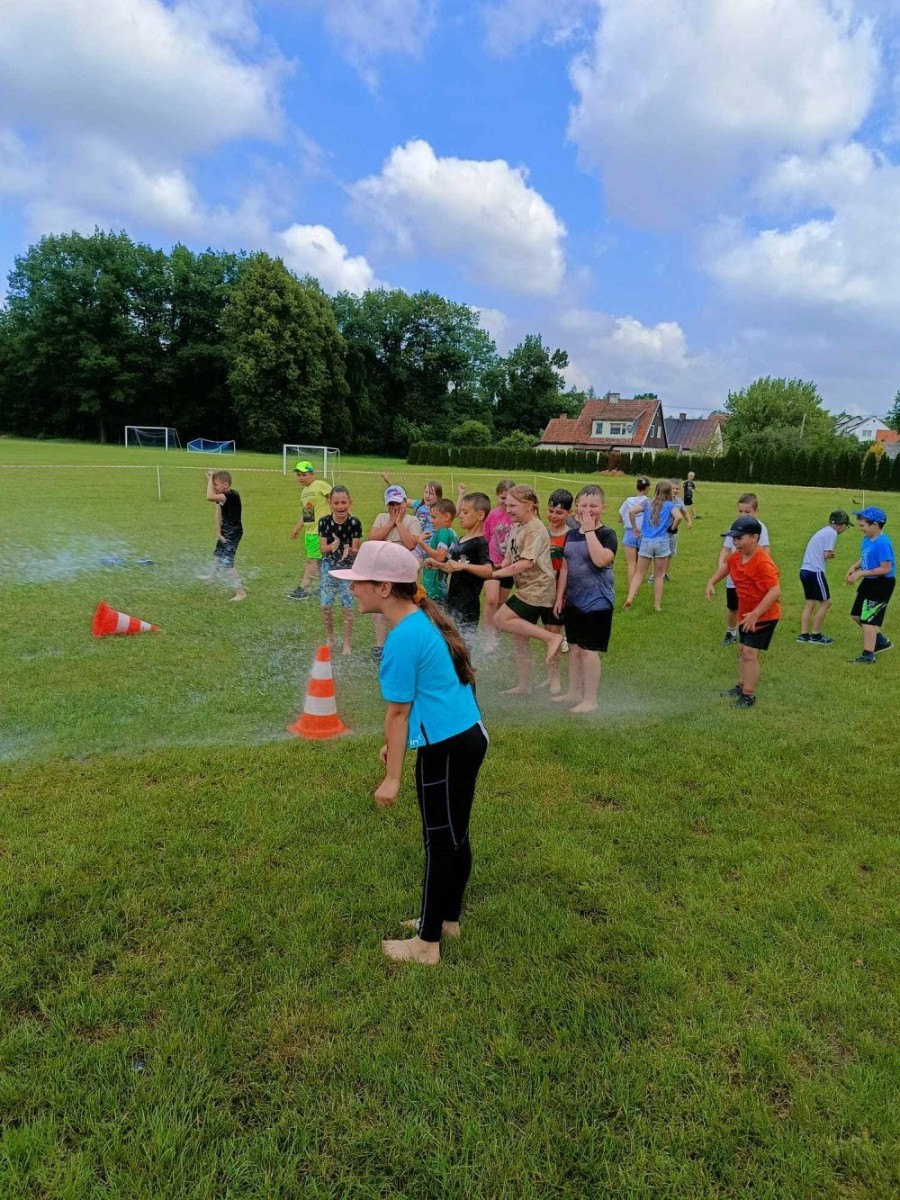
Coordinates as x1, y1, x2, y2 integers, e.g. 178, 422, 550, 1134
288, 645, 349, 740
92, 600, 161, 638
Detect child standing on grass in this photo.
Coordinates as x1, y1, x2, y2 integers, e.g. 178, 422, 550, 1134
552, 486, 617, 713
331, 541, 488, 966
202, 469, 246, 601
543, 488, 573, 693
422, 499, 457, 601
368, 486, 423, 661
492, 485, 564, 694
482, 478, 516, 649
715, 493, 770, 645
318, 485, 362, 656
428, 492, 493, 639
289, 461, 332, 601
845, 506, 895, 664
683, 471, 697, 527
622, 480, 681, 612
797, 510, 852, 645
705, 515, 782, 708
618, 476, 650, 588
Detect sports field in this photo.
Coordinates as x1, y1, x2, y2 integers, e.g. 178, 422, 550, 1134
1, 437, 898, 1199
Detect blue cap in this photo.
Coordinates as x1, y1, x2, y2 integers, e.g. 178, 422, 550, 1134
853, 506, 887, 524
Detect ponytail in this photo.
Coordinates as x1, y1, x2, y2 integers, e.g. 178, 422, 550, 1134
388, 583, 476, 686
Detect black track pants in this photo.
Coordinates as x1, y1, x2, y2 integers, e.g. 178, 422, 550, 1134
415, 722, 488, 942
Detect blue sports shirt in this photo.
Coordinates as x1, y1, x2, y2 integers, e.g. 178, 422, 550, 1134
860, 531, 895, 578
380, 609, 482, 748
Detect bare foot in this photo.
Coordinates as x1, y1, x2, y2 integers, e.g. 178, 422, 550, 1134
382, 936, 440, 965
654, 606, 663, 613
548, 679, 562, 696
569, 701, 598, 713
401, 919, 460, 938
342, 643, 352, 657
501, 685, 532, 696
229, 591, 247, 602
545, 633, 565, 664
551, 692, 581, 704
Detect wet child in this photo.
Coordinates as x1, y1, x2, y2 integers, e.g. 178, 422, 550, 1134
318, 485, 362, 655
428, 492, 493, 639
202, 469, 246, 601
422, 499, 457, 601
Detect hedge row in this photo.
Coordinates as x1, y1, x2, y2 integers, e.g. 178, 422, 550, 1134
408, 442, 900, 492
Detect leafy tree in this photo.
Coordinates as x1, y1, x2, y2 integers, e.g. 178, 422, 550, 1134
492, 335, 577, 436
724, 377, 838, 453
449, 419, 492, 446
885, 390, 900, 432
495, 429, 536, 451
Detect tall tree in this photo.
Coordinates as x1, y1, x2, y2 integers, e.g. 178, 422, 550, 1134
885, 389, 900, 432
492, 334, 578, 436
723, 377, 838, 452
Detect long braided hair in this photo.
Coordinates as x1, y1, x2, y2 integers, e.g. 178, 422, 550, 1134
387, 583, 476, 686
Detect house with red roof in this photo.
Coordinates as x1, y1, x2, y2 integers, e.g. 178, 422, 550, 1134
664, 412, 728, 454
539, 393, 668, 454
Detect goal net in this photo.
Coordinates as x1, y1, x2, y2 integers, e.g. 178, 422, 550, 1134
125, 426, 182, 450
282, 444, 341, 482
187, 438, 236, 455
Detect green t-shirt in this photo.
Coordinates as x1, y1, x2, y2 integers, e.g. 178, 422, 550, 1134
423, 528, 457, 601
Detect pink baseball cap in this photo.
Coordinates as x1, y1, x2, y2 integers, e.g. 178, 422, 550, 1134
330, 540, 419, 583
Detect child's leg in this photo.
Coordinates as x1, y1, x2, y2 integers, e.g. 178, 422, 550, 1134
340, 592, 354, 655
322, 604, 335, 645
738, 645, 760, 695
373, 613, 387, 649
811, 599, 832, 634
544, 623, 563, 694
624, 544, 638, 587
726, 589, 739, 633
624, 555, 651, 608
800, 599, 816, 635
652, 558, 670, 611
862, 623, 878, 654
570, 648, 601, 713
301, 558, 320, 589
493, 605, 564, 663
224, 566, 245, 600
482, 579, 503, 647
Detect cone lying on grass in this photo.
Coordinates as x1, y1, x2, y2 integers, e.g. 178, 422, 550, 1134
288, 645, 349, 740
92, 600, 160, 637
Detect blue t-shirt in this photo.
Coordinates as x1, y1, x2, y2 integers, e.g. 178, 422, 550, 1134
563, 527, 618, 612
861, 532, 895, 578
638, 498, 678, 540
380, 609, 482, 749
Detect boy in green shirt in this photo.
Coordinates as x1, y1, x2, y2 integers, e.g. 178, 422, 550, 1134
422, 500, 457, 601
289, 461, 332, 600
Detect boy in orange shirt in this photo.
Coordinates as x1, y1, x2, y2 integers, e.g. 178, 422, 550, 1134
705, 515, 782, 708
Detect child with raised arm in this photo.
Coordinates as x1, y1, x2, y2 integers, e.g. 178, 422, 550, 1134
202, 469, 246, 601
797, 509, 851, 645
481, 478, 516, 649
428, 492, 493, 639
318, 485, 362, 656
706, 515, 782, 708
552, 486, 617, 713
846, 506, 895, 663
492, 485, 564, 694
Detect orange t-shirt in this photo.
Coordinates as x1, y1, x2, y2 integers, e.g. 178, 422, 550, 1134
727, 548, 782, 621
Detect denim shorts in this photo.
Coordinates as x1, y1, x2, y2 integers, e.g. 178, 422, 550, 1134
320, 560, 353, 608
622, 530, 640, 550
638, 536, 672, 560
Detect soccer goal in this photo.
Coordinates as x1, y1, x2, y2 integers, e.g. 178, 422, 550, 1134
187, 438, 237, 455
125, 426, 182, 450
282, 444, 341, 482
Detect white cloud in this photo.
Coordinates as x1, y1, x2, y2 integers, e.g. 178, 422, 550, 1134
299, 0, 436, 84
351, 139, 567, 295
482, 0, 593, 55
277, 224, 380, 293
474, 306, 513, 350
568, 0, 878, 225
0, 0, 282, 156
0, 128, 39, 196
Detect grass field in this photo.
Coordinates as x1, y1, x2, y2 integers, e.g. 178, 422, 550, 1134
1, 437, 898, 1199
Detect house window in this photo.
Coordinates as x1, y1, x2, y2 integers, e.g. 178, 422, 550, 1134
592, 421, 604, 436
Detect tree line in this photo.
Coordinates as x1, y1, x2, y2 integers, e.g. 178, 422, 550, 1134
0, 229, 587, 453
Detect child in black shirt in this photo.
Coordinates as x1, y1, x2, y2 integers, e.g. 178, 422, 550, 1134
428, 492, 493, 636
318, 485, 363, 655
202, 470, 246, 601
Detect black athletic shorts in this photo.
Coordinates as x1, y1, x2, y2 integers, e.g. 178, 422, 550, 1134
850, 576, 896, 626
504, 594, 555, 626
563, 606, 613, 653
739, 619, 778, 651
726, 586, 739, 613
214, 534, 242, 568
800, 569, 829, 602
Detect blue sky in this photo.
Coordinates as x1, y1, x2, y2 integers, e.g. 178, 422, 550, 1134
2, 0, 899, 417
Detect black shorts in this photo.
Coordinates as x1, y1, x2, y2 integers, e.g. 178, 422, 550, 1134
504, 594, 555, 626
800, 569, 829, 602
850, 577, 896, 626
739, 619, 778, 651
563, 606, 613, 653
726, 587, 739, 613
213, 534, 242, 568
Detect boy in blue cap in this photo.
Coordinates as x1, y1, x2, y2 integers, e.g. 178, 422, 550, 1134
845, 506, 895, 663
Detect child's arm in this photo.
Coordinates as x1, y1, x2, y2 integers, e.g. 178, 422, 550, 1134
741, 584, 781, 631
847, 557, 891, 583
625, 502, 643, 535
392, 516, 421, 553
705, 564, 730, 600
375, 701, 411, 808
457, 483, 468, 503
716, 543, 731, 572
583, 528, 615, 569
205, 471, 227, 504
553, 558, 568, 618
368, 517, 392, 541
215, 502, 224, 543
493, 558, 534, 579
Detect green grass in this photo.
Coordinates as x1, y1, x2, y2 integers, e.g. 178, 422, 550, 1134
1, 436, 898, 1198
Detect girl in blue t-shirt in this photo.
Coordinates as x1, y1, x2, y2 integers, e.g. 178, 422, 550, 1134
622, 480, 682, 612
331, 539, 488, 966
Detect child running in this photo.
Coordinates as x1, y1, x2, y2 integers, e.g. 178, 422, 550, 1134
846, 506, 895, 663
481, 479, 516, 649
622, 480, 682, 611
552, 486, 617, 713
422, 499, 457, 601
618, 476, 650, 589
797, 509, 852, 645
201, 469, 246, 601
716, 493, 770, 645
428, 492, 493, 639
492, 485, 564, 694
289, 461, 332, 600
330, 541, 488, 966
706, 515, 782, 708
318, 485, 362, 655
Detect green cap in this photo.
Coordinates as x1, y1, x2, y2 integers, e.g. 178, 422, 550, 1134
294, 460, 315, 474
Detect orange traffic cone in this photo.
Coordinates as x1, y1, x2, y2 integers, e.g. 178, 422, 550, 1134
288, 645, 349, 740
92, 600, 161, 638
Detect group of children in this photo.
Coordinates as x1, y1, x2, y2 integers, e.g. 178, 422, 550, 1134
200, 463, 895, 713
